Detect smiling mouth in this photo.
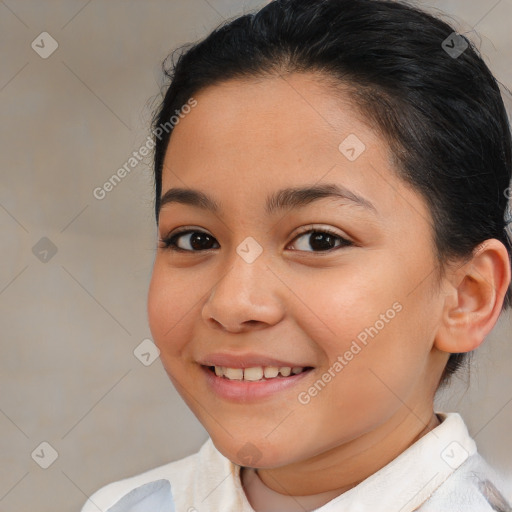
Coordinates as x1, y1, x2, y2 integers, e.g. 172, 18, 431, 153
205, 365, 314, 382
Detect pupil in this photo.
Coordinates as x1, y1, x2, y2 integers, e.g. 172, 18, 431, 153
191, 233, 214, 250
311, 233, 335, 251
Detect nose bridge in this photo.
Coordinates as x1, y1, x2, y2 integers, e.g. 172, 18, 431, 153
235, 235, 265, 266
216, 235, 269, 299
201, 235, 284, 331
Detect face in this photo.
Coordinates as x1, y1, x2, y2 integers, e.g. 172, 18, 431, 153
147, 73, 449, 469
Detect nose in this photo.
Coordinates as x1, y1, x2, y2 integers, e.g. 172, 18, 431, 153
201, 249, 286, 334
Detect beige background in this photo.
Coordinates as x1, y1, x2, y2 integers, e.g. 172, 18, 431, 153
0, 1, 511, 510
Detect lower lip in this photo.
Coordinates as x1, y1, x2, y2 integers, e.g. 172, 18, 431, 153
201, 365, 313, 402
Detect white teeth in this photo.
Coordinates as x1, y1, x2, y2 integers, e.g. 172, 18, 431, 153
224, 367, 243, 380
244, 367, 263, 381
279, 367, 291, 377
263, 366, 279, 378
213, 365, 306, 380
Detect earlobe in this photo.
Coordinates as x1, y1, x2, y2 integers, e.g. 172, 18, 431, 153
434, 239, 511, 355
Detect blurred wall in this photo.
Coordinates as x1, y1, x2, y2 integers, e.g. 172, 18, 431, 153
0, 1, 511, 510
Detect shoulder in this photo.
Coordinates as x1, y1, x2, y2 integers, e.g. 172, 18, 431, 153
80, 438, 214, 512
419, 452, 512, 512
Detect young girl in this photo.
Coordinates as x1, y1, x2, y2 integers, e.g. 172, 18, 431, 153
81, 0, 512, 510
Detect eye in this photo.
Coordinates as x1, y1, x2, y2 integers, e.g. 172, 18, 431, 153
159, 226, 353, 253
159, 229, 219, 252
288, 227, 353, 252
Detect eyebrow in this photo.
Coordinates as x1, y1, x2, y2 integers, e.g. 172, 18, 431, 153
158, 183, 377, 217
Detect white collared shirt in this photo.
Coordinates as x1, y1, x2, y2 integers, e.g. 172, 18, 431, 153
81, 412, 512, 512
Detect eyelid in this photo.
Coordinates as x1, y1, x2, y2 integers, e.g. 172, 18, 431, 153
161, 225, 205, 237
292, 224, 345, 238
162, 224, 349, 238
287, 224, 353, 250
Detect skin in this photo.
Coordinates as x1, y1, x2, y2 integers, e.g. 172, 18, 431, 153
147, 72, 511, 507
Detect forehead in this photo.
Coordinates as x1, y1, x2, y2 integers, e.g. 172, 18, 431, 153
165, 73, 367, 166
160, 73, 427, 224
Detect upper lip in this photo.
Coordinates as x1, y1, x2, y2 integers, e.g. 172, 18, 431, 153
198, 352, 312, 369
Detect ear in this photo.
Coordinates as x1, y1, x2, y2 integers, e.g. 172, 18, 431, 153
434, 239, 511, 354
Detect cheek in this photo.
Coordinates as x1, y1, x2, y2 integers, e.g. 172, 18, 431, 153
294, 261, 431, 392
293, 264, 392, 352
147, 262, 196, 358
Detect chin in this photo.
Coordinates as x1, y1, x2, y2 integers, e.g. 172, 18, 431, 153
210, 434, 297, 469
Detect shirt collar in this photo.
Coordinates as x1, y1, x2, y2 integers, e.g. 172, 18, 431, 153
106, 479, 174, 512
311, 411, 477, 512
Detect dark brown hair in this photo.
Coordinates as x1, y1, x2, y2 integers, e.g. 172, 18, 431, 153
151, 0, 512, 387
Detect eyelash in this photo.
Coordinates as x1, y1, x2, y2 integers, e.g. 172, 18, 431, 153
158, 226, 354, 253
